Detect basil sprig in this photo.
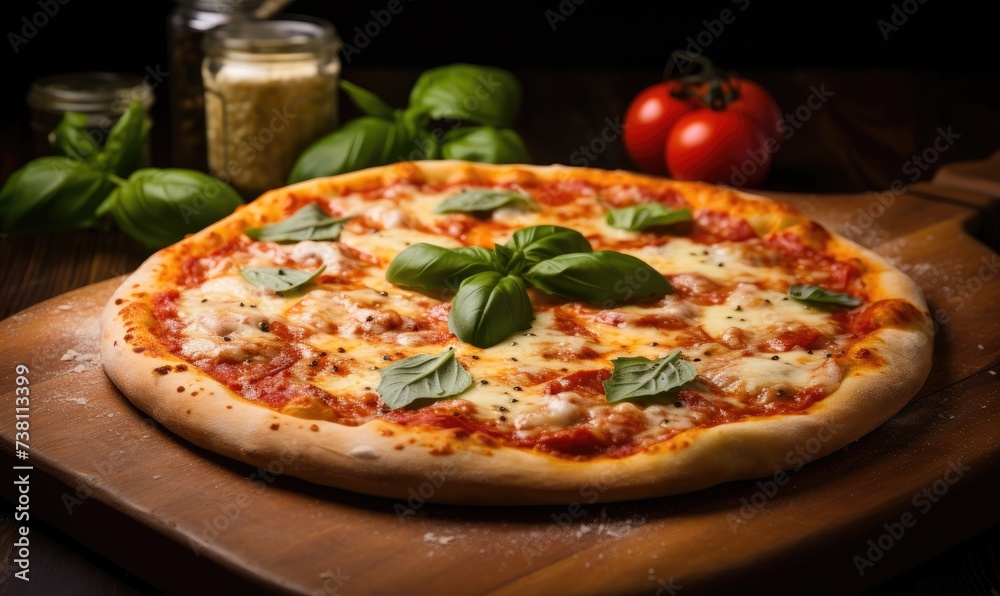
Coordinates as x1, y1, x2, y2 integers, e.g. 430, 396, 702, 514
440, 126, 531, 164
377, 348, 473, 410
408, 63, 522, 128
449, 271, 533, 349
241, 265, 326, 292
603, 349, 697, 403
524, 251, 673, 306
289, 65, 530, 183
97, 169, 243, 249
0, 102, 242, 247
386, 225, 672, 347
434, 189, 539, 215
246, 204, 351, 243
386, 244, 495, 289
605, 203, 692, 231
788, 284, 862, 308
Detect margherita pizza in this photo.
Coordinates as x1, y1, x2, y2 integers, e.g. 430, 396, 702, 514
100, 161, 933, 504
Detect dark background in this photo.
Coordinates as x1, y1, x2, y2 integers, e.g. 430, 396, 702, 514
3, 0, 996, 114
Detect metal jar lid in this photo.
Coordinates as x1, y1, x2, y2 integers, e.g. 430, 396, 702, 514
27, 72, 155, 115
203, 15, 341, 61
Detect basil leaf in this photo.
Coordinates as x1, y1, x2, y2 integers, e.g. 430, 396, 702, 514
434, 189, 539, 214
377, 348, 473, 410
448, 271, 533, 348
440, 126, 531, 164
408, 63, 522, 128
52, 112, 100, 162
386, 244, 496, 290
246, 204, 349, 243
103, 169, 243, 249
788, 284, 862, 308
0, 157, 114, 234
241, 265, 326, 292
524, 251, 673, 306
490, 242, 516, 272
101, 101, 150, 176
288, 113, 417, 183
605, 203, 692, 231
506, 225, 592, 267
603, 350, 697, 403
339, 80, 394, 119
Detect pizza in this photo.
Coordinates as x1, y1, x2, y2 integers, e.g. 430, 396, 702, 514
100, 161, 933, 504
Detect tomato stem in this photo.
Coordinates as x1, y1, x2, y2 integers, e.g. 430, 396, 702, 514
663, 50, 742, 110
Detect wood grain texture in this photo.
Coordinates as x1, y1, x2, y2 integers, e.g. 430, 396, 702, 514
1, 190, 997, 594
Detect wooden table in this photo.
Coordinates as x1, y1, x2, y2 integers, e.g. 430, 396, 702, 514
1, 69, 999, 594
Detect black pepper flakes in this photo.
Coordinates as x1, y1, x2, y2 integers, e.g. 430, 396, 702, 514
239, 302, 245, 307
771, 355, 780, 360
673, 401, 682, 408
807, 350, 814, 355
826, 353, 832, 358
693, 358, 701, 362
320, 351, 327, 357
452, 412, 461, 417
498, 406, 507, 412
332, 365, 339, 372
472, 355, 480, 360
309, 360, 318, 367
200, 298, 208, 303
718, 262, 725, 267
382, 355, 390, 361
250, 304, 257, 308
223, 336, 231, 342
649, 342, 659, 347
379, 291, 388, 296
524, 333, 536, 337
364, 386, 371, 391
511, 357, 519, 362
258, 321, 269, 332
510, 341, 518, 346
513, 386, 522, 391
365, 315, 374, 322
370, 366, 379, 370
478, 380, 488, 385
499, 416, 507, 422
338, 347, 346, 353
734, 305, 742, 311
510, 398, 519, 403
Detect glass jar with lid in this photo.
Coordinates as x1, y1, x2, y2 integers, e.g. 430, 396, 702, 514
26, 72, 155, 161
202, 16, 341, 199
167, 0, 264, 170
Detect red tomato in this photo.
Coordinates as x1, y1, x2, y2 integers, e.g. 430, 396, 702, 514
665, 110, 771, 187
623, 81, 697, 174
728, 78, 784, 147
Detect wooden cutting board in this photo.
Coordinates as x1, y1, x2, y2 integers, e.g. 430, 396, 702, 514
2, 186, 999, 595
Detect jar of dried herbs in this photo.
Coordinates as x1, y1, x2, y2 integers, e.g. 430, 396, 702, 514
202, 16, 341, 199
167, 0, 264, 171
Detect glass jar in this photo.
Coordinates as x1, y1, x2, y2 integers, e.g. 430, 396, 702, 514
167, 0, 264, 171
26, 72, 155, 161
202, 16, 341, 199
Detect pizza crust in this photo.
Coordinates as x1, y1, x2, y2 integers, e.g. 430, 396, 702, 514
100, 161, 933, 504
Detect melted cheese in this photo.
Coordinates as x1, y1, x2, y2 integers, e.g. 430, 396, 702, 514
168, 182, 859, 442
